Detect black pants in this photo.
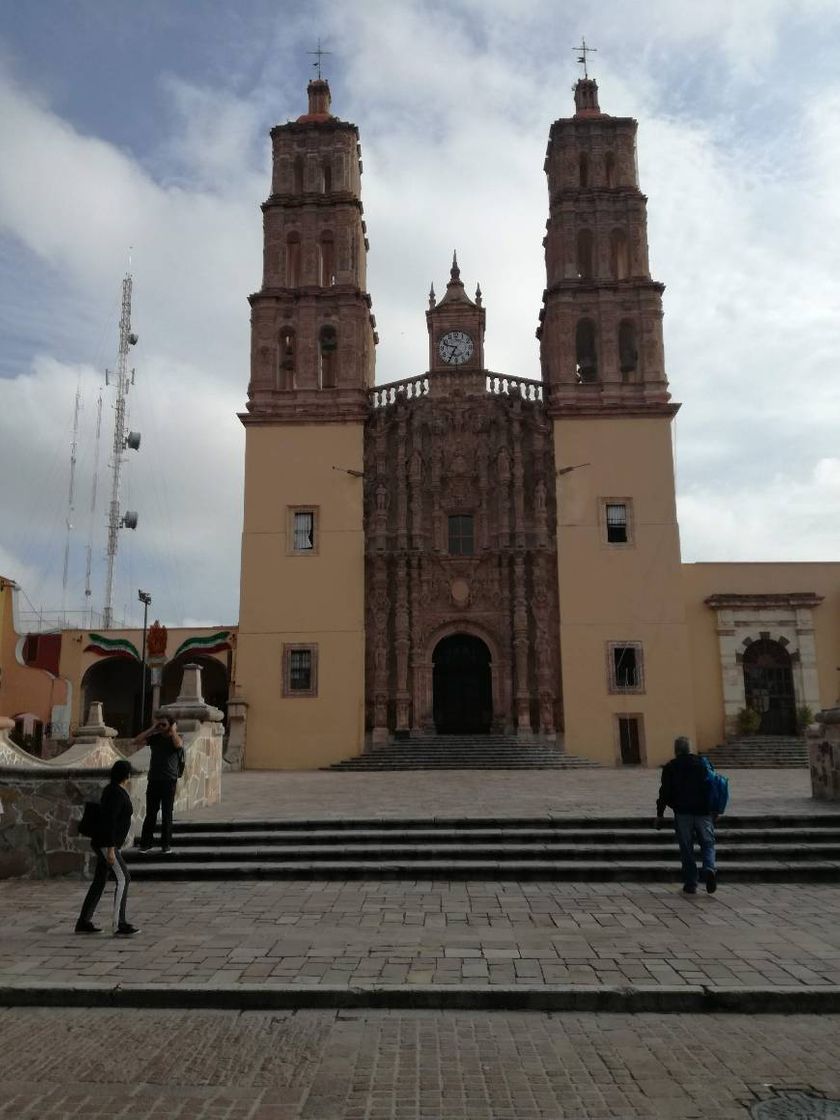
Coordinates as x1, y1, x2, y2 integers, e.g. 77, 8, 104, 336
79, 847, 130, 929
140, 778, 177, 848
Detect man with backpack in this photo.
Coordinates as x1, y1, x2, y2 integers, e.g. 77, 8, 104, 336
655, 736, 727, 895
134, 716, 183, 853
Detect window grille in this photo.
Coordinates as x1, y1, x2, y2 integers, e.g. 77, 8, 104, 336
289, 648, 312, 692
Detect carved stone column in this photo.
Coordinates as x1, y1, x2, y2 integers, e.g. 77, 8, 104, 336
371, 556, 390, 744
394, 556, 411, 735
409, 555, 424, 735
512, 555, 533, 736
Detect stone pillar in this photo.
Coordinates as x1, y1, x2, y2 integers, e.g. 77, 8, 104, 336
225, 694, 248, 770
73, 702, 118, 743
808, 705, 840, 801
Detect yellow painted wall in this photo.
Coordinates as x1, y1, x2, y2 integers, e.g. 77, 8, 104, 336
683, 562, 840, 751
0, 578, 67, 723
236, 422, 365, 769
553, 417, 696, 766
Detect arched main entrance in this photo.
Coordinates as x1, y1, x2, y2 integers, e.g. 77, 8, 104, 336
742, 639, 796, 735
433, 634, 492, 734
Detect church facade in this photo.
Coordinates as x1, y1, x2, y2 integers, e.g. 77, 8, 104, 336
235, 76, 840, 770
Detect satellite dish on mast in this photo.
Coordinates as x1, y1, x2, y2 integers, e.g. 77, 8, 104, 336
126, 431, 141, 451
121, 511, 138, 530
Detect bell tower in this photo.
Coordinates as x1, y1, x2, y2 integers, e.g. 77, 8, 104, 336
540, 74, 695, 765
237, 78, 376, 768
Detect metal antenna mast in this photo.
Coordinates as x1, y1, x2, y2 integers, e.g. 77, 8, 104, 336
84, 389, 103, 626
60, 377, 82, 622
102, 273, 141, 629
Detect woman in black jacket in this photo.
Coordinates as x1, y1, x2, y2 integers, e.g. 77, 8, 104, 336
76, 759, 140, 936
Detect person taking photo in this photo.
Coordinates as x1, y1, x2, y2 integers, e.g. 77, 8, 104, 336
134, 716, 183, 853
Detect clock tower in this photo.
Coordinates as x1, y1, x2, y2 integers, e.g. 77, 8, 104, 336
426, 253, 486, 374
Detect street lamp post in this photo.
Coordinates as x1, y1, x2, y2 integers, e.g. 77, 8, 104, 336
138, 590, 152, 734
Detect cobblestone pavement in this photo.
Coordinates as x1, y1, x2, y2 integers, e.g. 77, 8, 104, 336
186, 769, 832, 822
3, 879, 840, 990
1, 1006, 839, 1118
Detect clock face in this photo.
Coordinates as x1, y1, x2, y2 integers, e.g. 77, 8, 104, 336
438, 330, 474, 366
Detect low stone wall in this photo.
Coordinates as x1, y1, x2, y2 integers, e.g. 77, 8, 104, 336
0, 724, 222, 880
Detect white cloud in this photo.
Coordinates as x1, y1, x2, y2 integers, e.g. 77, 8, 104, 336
1, 0, 839, 629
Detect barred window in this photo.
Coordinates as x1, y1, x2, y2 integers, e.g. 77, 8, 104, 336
448, 514, 475, 556
283, 644, 318, 697
292, 510, 315, 552
289, 648, 312, 691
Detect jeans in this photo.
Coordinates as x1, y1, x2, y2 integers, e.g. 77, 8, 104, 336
79, 847, 130, 930
140, 778, 177, 848
673, 814, 716, 888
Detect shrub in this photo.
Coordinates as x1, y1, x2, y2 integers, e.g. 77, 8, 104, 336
796, 705, 814, 734
735, 707, 762, 736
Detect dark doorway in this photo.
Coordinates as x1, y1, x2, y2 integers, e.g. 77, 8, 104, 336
742, 639, 797, 735
81, 657, 151, 738
618, 716, 642, 764
433, 634, 492, 734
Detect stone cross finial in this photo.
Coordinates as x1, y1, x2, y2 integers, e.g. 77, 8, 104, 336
308, 38, 332, 79
573, 37, 597, 79
450, 251, 460, 281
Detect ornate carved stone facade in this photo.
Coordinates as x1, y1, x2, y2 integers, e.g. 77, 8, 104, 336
364, 259, 560, 739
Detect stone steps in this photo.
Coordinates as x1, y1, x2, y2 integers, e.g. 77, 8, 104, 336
126, 814, 840, 882
705, 737, 808, 769
326, 736, 598, 770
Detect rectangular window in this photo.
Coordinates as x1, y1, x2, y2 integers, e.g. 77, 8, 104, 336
448, 514, 475, 556
608, 642, 644, 693
618, 716, 643, 764
283, 644, 318, 697
605, 502, 628, 543
290, 508, 316, 553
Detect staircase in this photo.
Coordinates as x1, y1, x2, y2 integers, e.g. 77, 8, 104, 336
704, 736, 808, 769
125, 814, 840, 882
325, 735, 599, 770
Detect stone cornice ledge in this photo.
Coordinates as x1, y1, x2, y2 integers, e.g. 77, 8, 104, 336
704, 593, 824, 610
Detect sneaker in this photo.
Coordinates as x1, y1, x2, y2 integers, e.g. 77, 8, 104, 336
682, 884, 697, 895
135, 843, 153, 853
74, 920, 102, 934
160, 846, 172, 854
706, 870, 718, 894
114, 923, 140, 937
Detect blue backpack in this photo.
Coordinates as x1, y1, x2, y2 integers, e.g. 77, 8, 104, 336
700, 756, 730, 815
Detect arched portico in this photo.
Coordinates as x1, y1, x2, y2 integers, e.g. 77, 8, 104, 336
80, 657, 150, 738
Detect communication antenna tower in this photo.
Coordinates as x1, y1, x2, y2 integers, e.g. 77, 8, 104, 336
60, 377, 82, 623
84, 389, 103, 626
102, 273, 141, 629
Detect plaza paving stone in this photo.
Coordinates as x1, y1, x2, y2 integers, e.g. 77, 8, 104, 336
2, 879, 840, 993
181, 768, 831, 822
1, 1006, 839, 1118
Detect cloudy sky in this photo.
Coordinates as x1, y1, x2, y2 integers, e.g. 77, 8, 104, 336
1, 0, 839, 629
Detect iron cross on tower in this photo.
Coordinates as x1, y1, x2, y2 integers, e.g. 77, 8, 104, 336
308, 39, 332, 79
573, 37, 597, 78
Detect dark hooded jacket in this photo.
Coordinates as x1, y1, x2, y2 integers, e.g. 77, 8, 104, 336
656, 753, 712, 817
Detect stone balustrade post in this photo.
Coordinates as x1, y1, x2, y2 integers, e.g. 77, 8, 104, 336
808, 702, 840, 801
